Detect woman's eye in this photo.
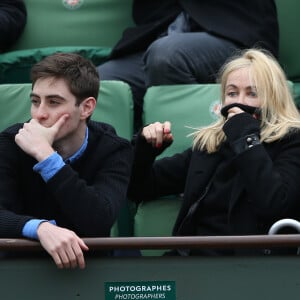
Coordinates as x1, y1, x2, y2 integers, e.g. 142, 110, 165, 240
227, 92, 237, 97
249, 91, 258, 97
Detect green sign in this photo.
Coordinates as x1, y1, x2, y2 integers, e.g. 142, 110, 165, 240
105, 281, 176, 300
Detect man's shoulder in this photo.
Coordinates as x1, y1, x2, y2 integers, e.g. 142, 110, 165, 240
0, 123, 23, 136
88, 120, 131, 147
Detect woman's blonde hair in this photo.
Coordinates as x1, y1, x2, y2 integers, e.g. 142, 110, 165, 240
193, 48, 300, 153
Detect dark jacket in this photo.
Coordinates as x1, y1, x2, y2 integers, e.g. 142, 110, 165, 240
111, 0, 279, 58
0, 0, 27, 52
129, 129, 300, 241
0, 121, 133, 238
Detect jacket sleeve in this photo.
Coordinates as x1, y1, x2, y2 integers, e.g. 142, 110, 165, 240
0, 130, 33, 238
128, 133, 192, 202
0, 0, 27, 52
234, 129, 300, 219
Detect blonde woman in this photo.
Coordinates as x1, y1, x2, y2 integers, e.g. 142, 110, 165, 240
128, 49, 300, 255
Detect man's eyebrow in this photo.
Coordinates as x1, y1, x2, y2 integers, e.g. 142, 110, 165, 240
29, 92, 66, 100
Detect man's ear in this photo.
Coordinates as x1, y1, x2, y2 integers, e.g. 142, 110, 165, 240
80, 97, 97, 120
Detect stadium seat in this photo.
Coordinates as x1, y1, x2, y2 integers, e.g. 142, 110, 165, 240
92, 80, 134, 140
0, 80, 134, 138
0, 0, 133, 84
0, 80, 134, 237
0, 83, 31, 130
134, 84, 221, 255
275, 0, 300, 105
9, 0, 133, 51
93, 80, 135, 237
0, 46, 111, 84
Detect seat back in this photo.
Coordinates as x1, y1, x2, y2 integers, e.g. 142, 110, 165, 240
0, 0, 133, 84
134, 84, 221, 255
92, 81, 135, 237
0, 81, 134, 138
0, 46, 111, 84
276, 0, 300, 82
275, 0, 300, 105
0, 83, 31, 130
92, 80, 134, 140
10, 0, 133, 51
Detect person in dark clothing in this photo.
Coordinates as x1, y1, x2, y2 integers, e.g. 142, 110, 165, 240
97, 0, 279, 129
128, 49, 300, 256
0, 0, 27, 52
0, 53, 133, 268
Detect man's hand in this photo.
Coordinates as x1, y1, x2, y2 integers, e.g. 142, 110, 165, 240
37, 222, 89, 269
15, 114, 68, 161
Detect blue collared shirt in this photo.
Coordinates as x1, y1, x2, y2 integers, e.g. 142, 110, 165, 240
22, 128, 89, 239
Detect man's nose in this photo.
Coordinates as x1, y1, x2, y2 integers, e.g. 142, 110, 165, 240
36, 104, 49, 119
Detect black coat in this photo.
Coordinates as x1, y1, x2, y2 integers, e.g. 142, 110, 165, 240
111, 0, 279, 58
0, 121, 133, 238
129, 129, 300, 238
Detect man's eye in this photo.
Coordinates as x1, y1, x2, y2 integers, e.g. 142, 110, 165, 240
50, 100, 60, 105
31, 99, 39, 105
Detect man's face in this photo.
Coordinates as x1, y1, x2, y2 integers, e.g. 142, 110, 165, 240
30, 77, 82, 142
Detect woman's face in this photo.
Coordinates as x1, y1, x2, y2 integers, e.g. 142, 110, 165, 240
224, 67, 262, 108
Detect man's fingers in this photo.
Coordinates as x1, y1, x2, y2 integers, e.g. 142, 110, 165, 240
51, 252, 64, 269
72, 241, 87, 269
51, 114, 69, 132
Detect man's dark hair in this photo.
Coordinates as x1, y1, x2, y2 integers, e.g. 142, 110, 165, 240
31, 52, 100, 105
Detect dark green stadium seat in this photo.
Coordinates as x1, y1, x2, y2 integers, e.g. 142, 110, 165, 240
9, 0, 133, 51
0, 80, 134, 138
0, 80, 134, 236
0, 83, 31, 130
143, 84, 221, 158
0, 0, 133, 84
92, 80, 134, 140
0, 46, 111, 84
134, 84, 221, 255
275, 0, 300, 105
93, 80, 135, 237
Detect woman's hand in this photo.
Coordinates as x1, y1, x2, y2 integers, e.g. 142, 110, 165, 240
226, 106, 244, 119
141, 121, 173, 148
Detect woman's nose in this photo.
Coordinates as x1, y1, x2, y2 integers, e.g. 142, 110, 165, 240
236, 94, 245, 104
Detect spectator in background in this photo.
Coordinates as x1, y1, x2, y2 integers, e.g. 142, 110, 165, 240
128, 49, 300, 256
97, 0, 279, 129
0, 0, 27, 52
0, 53, 133, 268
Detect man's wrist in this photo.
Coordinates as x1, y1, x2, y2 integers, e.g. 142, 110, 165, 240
35, 147, 55, 162
22, 219, 56, 240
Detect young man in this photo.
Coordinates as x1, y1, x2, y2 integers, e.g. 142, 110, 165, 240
0, 53, 133, 268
